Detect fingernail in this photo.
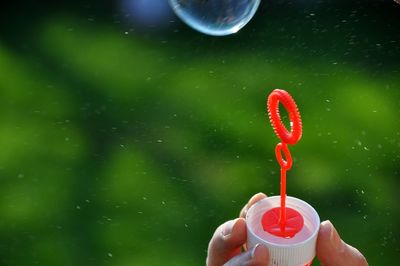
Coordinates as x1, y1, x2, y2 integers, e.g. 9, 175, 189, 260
249, 192, 266, 203
251, 244, 262, 258
247, 193, 266, 208
222, 218, 238, 237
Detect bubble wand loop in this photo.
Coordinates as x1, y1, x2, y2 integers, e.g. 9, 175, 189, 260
267, 89, 302, 235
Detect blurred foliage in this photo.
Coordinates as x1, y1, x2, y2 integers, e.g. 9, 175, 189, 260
0, 1, 399, 265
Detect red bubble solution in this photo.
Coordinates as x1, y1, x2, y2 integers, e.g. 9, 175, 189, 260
262, 89, 304, 238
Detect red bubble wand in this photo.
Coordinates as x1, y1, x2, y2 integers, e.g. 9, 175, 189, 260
262, 89, 304, 238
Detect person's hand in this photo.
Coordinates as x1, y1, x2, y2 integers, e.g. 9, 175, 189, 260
206, 193, 269, 266
206, 193, 368, 266
317, 220, 368, 265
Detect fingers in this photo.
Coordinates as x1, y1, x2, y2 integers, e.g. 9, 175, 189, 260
317, 220, 368, 266
240, 193, 267, 219
207, 218, 247, 266
224, 244, 269, 266
207, 193, 269, 266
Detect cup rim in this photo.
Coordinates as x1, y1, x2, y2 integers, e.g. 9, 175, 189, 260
246, 196, 320, 248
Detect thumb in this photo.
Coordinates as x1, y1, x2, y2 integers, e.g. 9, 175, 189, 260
317, 220, 368, 266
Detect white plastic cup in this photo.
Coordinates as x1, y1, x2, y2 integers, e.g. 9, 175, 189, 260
246, 196, 320, 266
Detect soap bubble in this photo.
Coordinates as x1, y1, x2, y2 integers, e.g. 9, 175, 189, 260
169, 0, 261, 36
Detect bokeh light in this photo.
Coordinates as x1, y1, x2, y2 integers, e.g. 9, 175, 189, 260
120, 0, 173, 28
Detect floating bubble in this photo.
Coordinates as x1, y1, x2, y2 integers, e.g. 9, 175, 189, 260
169, 0, 261, 36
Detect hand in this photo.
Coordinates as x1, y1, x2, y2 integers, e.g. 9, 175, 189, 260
206, 193, 268, 266
206, 193, 368, 266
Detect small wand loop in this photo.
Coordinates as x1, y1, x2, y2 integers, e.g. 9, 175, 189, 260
275, 142, 292, 171
267, 89, 302, 236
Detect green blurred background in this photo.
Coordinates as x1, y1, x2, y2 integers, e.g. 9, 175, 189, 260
0, 0, 399, 265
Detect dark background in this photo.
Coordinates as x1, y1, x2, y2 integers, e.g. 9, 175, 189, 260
0, 0, 399, 265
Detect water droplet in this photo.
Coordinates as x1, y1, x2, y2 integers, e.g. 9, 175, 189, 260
169, 0, 261, 36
